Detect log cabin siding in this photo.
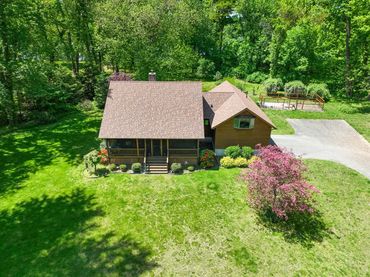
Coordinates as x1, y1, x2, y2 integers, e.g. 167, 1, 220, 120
214, 111, 272, 150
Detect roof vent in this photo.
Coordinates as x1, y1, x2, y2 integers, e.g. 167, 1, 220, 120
148, 71, 156, 81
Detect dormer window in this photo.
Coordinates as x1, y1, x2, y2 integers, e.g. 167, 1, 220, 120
233, 115, 255, 129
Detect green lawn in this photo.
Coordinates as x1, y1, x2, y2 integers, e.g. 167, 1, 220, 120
0, 111, 369, 276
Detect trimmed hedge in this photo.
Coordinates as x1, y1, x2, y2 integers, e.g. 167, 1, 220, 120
241, 146, 254, 159
131, 163, 142, 173
225, 145, 253, 159
224, 146, 241, 159
220, 156, 235, 168
119, 164, 127, 172
234, 157, 248, 168
171, 163, 183, 174
220, 156, 248, 168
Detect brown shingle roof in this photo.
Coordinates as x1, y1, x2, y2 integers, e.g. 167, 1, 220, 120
99, 81, 204, 139
203, 91, 233, 120
206, 81, 276, 128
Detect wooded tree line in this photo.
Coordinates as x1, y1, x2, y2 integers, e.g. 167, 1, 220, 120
0, 0, 369, 125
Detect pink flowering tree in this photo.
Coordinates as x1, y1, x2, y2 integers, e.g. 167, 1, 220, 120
243, 145, 319, 220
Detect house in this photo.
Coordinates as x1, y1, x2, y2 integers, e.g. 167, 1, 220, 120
99, 73, 275, 173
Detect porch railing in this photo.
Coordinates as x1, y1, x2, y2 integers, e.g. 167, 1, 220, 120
168, 148, 198, 156
109, 148, 145, 156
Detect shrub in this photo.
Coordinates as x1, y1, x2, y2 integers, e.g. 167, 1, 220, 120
243, 145, 319, 220
241, 146, 254, 159
224, 145, 242, 159
107, 164, 116, 172
246, 71, 268, 84
214, 71, 223, 81
220, 156, 235, 168
263, 78, 283, 94
187, 165, 195, 172
98, 148, 109, 165
119, 164, 127, 172
246, 156, 260, 167
83, 150, 100, 173
307, 83, 330, 101
171, 163, 183, 174
77, 99, 94, 112
284, 81, 306, 97
234, 157, 248, 168
96, 167, 109, 176
199, 149, 216, 169
131, 163, 142, 173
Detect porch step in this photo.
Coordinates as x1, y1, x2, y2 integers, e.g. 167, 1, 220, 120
146, 156, 168, 174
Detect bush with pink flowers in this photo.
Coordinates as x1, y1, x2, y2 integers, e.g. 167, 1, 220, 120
243, 145, 319, 220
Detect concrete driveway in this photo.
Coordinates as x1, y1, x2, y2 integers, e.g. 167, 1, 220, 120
272, 119, 370, 179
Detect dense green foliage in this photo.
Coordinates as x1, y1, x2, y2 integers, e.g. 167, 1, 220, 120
263, 78, 283, 94
307, 83, 331, 100
0, 111, 369, 275
285, 81, 307, 96
0, 0, 368, 126
225, 145, 254, 159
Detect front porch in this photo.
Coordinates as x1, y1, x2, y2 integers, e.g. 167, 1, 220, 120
106, 139, 204, 172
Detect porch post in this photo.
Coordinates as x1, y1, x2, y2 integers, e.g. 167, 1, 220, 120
197, 139, 200, 158
136, 139, 139, 156
167, 139, 169, 158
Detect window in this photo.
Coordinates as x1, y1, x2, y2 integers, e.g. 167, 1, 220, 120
169, 140, 197, 149
233, 116, 255, 129
204, 119, 209, 126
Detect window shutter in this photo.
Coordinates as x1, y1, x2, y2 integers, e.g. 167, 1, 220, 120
250, 118, 255, 128
233, 118, 239, 128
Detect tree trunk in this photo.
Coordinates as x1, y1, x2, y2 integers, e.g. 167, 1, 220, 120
345, 16, 352, 97
0, 2, 16, 125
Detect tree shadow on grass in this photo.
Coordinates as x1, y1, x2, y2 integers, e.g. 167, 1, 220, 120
0, 111, 101, 195
256, 210, 330, 248
0, 188, 157, 276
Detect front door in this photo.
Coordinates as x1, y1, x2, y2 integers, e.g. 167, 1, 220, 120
152, 139, 161, 156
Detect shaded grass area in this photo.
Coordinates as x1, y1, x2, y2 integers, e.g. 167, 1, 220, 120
0, 111, 369, 276
0, 111, 101, 195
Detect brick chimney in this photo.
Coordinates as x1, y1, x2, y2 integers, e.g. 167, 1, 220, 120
148, 71, 156, 81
